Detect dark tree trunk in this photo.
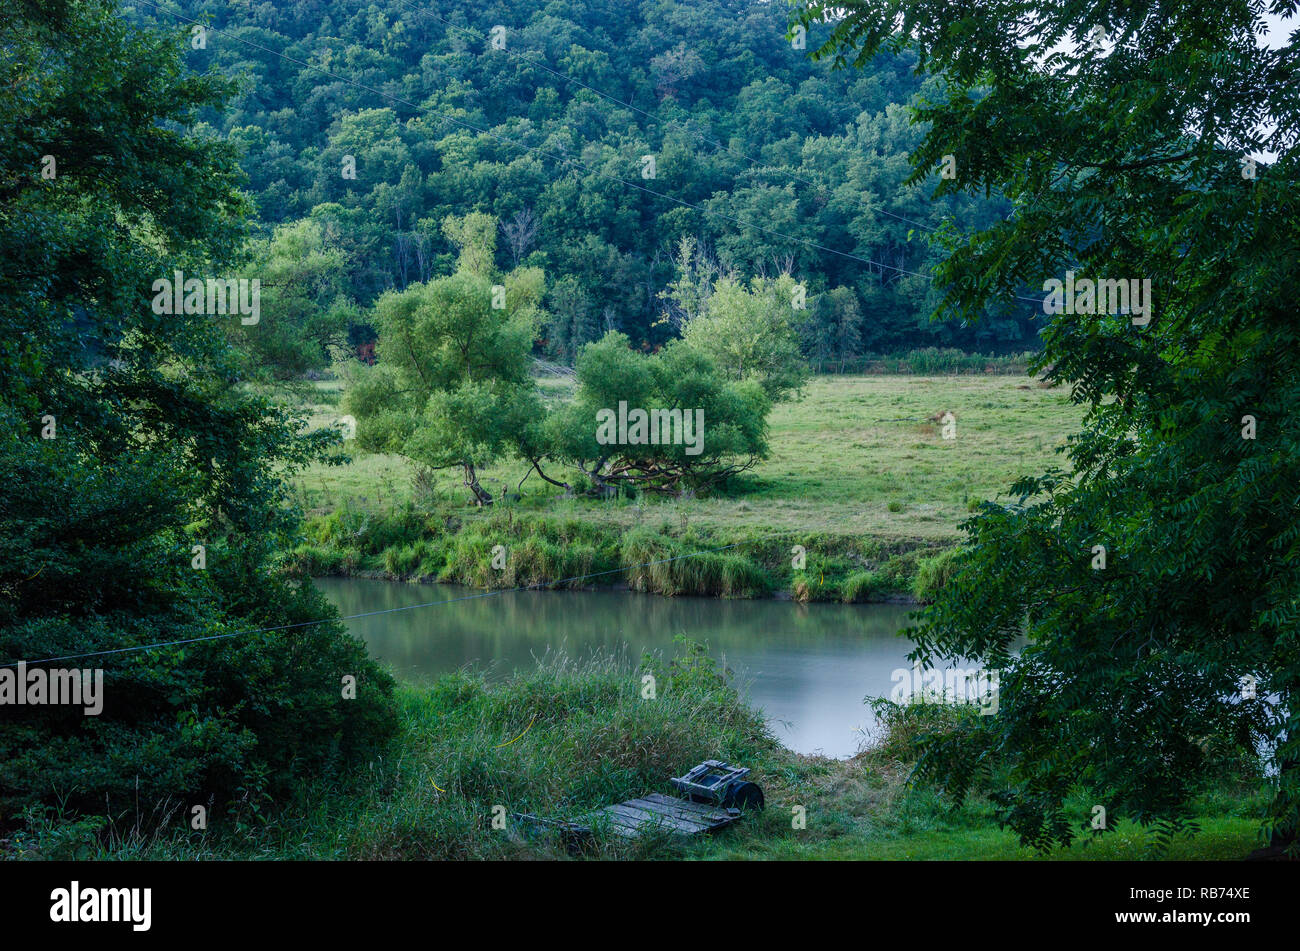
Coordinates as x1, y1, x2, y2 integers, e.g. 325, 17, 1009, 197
463, 462, 494, 506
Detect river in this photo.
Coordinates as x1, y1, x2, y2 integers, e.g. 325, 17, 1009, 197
316, 577, 927, 759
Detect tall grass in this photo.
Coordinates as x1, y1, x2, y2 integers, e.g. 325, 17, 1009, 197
911, 547, 962, 602
621, 529, 771, 597
11, 645, 780, 860
286, 503, 947, 601
810, 349, 1039, 376
438, 516, 617, 589
840, 570, 888, 603
288, 506, 785, 598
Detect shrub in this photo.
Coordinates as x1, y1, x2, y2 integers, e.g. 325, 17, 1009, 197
912, 547, 962, 603
0, 576, 398, 826
841, 570, 886, 603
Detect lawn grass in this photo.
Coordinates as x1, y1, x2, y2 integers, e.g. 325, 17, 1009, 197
698, 819, 1262, 861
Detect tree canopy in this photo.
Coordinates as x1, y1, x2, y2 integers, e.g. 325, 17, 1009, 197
346, 240, 548, 503
0, 0, 396, 821
796, 0, 1300, 851
133, 0, 1044, 359
546, 332, 771, 495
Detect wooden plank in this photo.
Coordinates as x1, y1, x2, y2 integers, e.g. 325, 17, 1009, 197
601, 802, 709, 834
624, 802, 714, 833
624, 797, 723, 828
613, 795, 738, 834
592, 809, 654, 838
520, 785, 749, 842
639, 793, 738, 827
641, 792, 729, 814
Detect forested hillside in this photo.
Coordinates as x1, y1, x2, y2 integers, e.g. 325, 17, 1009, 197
131, 0, 1040, 360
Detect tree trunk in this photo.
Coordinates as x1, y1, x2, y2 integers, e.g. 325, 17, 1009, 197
527, 457, 570, 492
463, 462, 494, 506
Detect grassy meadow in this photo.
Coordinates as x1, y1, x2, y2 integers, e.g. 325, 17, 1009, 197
282, 372, 1084, 601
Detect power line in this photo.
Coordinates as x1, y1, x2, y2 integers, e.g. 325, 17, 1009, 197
2, 543, 739, 669
134, 0, 1042, 304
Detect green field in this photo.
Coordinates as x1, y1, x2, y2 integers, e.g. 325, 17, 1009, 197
291, 372, 1080, 541
282, 373, 1083, 601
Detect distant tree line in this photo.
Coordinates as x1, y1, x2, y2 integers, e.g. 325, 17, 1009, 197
138, 0, 1044, 362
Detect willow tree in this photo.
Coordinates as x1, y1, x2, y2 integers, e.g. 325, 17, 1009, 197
544, 332, 771, 496
794, 0, 1300, 852
346, 232, 547, 505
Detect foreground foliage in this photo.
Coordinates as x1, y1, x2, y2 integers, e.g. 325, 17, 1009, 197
0, 0, 397, 825
5, 647, 1266, 861
797, 0, 1300, 850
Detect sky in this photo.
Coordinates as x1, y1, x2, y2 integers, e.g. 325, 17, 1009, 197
1261, 8, 1297, 48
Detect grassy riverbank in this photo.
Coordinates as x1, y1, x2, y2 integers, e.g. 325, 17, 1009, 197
283, 373, 1082, 601
47, 372, 1244, 862
7, 647, 1266, 861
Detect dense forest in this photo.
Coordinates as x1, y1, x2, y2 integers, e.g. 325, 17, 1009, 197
129, 0, 1040, 363
4, 0, 1299, 877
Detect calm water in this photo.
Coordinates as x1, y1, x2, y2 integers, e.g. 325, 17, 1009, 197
316, 577, 924, 758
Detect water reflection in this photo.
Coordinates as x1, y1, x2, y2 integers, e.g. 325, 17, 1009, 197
316, 577, 922, 759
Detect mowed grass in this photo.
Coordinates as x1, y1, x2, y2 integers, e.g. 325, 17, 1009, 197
289, 373, 1082, 544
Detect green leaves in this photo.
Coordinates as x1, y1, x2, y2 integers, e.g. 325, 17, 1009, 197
0, 1, 397, 823
345, 248, 545, 500
544, 331, 771, 496
678, 272, 810, 401
137, 0, 1040, 353
802, 0, 1300, 852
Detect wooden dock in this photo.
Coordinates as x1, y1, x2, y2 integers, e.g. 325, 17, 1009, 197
515, 794, 740, 841
513, 760, 759, 846
595, 793, 741, 837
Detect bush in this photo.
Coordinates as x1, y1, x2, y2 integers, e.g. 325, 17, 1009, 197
893, 349, 1035, 375
545, 332, 772, 496
0, 576, 398, 827
841, 570, 887, 603
864, 696, 985, 763
912, 547, 962, 603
